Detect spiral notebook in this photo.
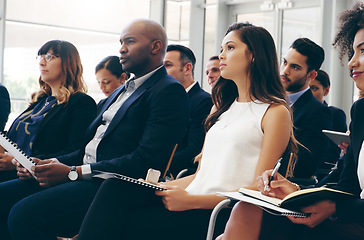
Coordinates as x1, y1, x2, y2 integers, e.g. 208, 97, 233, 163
217, 191, 309, 218
0, 132, 36, 177
92, 170, 166, 191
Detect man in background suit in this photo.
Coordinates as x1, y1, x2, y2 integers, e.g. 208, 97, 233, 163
0, 19, 190, 240
0, 83, 10, 131
206, 55, 221, 88
309, 69, 347, 181
164, 44, 212, 177
280, 38, 332, 179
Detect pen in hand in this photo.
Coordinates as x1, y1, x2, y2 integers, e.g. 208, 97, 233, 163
264, 157, 282, 191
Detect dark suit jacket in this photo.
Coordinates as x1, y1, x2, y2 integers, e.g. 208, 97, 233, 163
289, 90, 332, 178
320, 102, 347, 169
58, 66, 190, 179
96, 86, 124, 115
7, 92, 96, 159
327, 103, 347, 133
334, 98, 364, 222
0, 83, 10, 131
96, 98, 108, 115
168, 82, 212, 176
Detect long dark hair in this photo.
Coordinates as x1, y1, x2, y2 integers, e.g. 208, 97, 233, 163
205, 22, 287, 130
205, 22, 298, 177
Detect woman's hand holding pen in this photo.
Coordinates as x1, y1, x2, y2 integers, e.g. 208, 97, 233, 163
257, 170, 298, 199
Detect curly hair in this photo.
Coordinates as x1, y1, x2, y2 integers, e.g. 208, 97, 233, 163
333, 2, 364, 63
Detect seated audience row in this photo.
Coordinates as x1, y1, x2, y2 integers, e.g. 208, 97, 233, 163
219, 2, 364, 240
0, 1, 360, 238
75, 21, 298, 240
0, 18, 190, 240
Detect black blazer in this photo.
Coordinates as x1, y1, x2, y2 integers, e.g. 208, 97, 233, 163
169, 82, 212, 176
58, 66, 190, 179
335, 98, 364, 222
96, 98, 108, 116
7, 92, 96, 159
0, 83, 10, 131
320, 103, 347, 169
290, 90, 332, 178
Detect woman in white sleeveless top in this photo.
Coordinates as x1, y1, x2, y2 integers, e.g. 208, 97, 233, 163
76, 22, 298, 240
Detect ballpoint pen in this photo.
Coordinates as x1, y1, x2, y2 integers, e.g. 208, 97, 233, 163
264, 157, 282, 191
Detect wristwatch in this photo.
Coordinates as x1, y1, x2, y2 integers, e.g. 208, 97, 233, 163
68, 166, 78, 181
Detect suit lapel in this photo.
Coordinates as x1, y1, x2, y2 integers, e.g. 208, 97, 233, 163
33, 97, 65, 135
102, 66, 166, 138
187, 82, 200, 98
97, 85, 125, 118
84, 86, 126, 141
103, 86, 146, 137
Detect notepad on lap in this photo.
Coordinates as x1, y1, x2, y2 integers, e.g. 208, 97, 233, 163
218, 187, 354, 218
0, 132, 36, 177
218, 191, 308, 218
92, 170, 166, 191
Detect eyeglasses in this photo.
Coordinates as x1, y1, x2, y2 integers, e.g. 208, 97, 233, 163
36, 53, 59, 63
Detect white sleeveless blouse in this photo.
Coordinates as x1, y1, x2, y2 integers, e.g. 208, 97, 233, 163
186, 100, 270, 195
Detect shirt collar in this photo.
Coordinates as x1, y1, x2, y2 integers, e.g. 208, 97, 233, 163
129, 65, 164, 89
287, 87, 310, 107
185, 81, 197, 93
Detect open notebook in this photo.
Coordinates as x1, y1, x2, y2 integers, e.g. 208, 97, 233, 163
218, 191, 309, 218
218, 187, 354, 218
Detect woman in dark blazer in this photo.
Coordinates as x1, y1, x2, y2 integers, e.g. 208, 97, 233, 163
0, 40, 96, 182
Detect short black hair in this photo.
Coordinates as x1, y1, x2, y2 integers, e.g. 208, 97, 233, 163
290, 38, 325, 72
167, 44, 196, 75
315, 69, 330, 88
209, 55, 219, 61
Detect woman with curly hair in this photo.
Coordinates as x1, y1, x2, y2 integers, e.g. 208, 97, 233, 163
0, 40, 96, 182
219, 2, 364, 240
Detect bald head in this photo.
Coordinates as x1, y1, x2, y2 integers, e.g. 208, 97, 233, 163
142, 19, 168, 54
119, 19, 168, 78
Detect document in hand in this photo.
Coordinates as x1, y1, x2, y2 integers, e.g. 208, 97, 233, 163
322, 129, 350, 145
0, 132, 36, 177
